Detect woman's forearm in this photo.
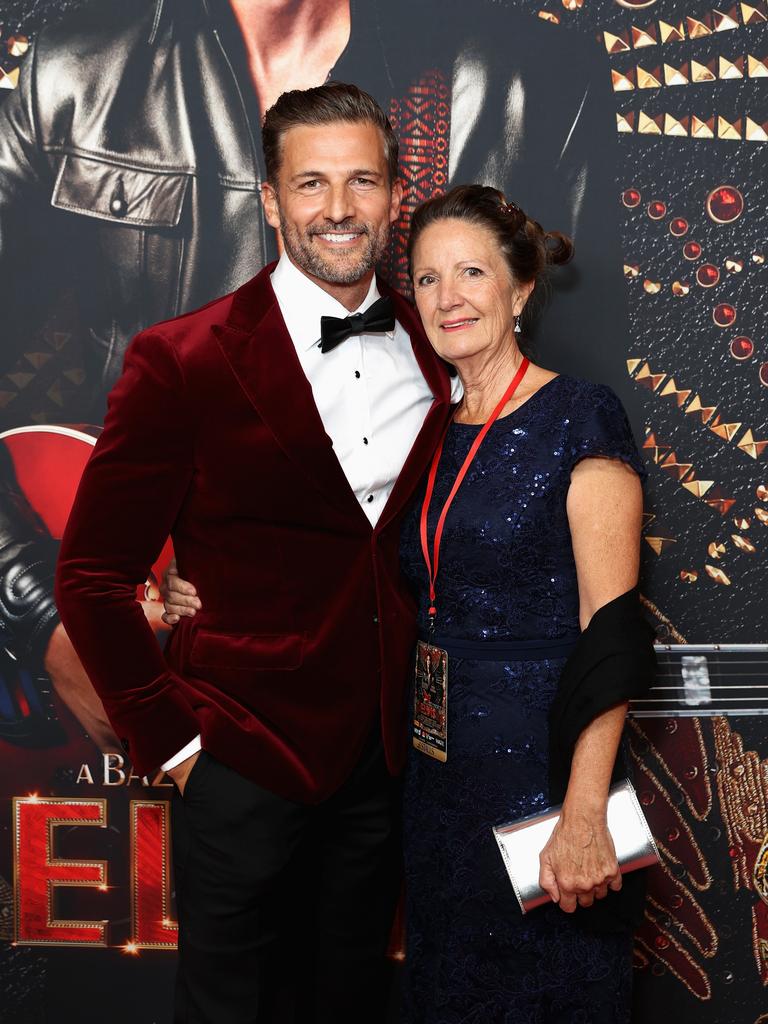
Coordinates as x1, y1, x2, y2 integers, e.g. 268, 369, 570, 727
560, 701, 628, 821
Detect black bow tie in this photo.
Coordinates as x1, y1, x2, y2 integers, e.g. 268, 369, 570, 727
319, 295, 396, 354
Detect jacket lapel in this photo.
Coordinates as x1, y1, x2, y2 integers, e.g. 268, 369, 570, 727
375, 282, 453, 534
212, 265, 370, 528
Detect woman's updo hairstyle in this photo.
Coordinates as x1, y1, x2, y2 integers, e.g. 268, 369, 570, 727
407, 184, 574, 332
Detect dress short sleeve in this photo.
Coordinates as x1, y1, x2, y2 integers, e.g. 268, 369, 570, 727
566, 382, 647, 480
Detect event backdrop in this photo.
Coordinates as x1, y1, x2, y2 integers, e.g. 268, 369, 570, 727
0, 0, 766, 1021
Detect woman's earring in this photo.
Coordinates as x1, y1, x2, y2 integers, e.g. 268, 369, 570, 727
514, 315, 521, 334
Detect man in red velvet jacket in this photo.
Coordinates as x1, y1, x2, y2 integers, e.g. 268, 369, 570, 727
55, 83, 454, 1023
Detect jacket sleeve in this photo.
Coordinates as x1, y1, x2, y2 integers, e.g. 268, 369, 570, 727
55, 328, 200, 775
0, 41, 59, 368
0, 42, 68, 667
0, 446, 60, 667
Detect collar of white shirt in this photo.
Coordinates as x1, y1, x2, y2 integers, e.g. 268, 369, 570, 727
270, 252, 395, 353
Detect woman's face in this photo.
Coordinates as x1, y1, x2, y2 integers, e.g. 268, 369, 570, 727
411, 218, 533, 368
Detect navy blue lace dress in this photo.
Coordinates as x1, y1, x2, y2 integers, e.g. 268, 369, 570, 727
399, 375, 645, 1024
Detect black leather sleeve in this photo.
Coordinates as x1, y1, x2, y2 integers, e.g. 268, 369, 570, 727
0, 40, 59, 375
0, 447, 60, 668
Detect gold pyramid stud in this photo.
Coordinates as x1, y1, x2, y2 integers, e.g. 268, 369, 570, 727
718, 115, 743, 139
732, 534, 756, 552
0, 68, 20, 90
659, 454, 694, 481
617, 112, 635, 133
604, 30, 631, 53
642, 434, 672, 463
638, 110, 664, 133
658, 19, 686, 43
709, 419, 743, 441
612, 69, 636, 91
686, 14, 713, 36
686, 395, 718, 423
691, 115, 715, 137
624, 264, 641, 277
713, 6, 741, 30
754, 506, 768, 524
627, 358, 643, 374
756, 485, 768, 500
733, 516, 751, 529
679, 570, 699, 583
645, 536, 677, 555
707, 541, 727, 559
671, 279, 691, 294
637, 65, 663, 88
682, 479, 715, 497
643, 279, 662, 293
704, 490, 736, 515
665, 114, 690, 136
538, 11, 561, 24
704, 564, 732, 584
745, 117, 768, 141
6, 35, 29, 57
691, 59, 717, 82
660, 378, 692, 406
737, 428, 768, 458
664, 62, 690, 85
632, 24, 658, 47
719, 56, 744, 79
741, 1, 767, 23
747, 55, 768, 77
635, 361, 666, 388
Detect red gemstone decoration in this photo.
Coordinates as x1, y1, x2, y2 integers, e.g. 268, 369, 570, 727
670, 895, 683, 910
669, 218, 688, 236
622, 188, 641, 208
696, 264, 720, 287
683, 241, 702, 260
667, 828, 680, 842
648, 200, 667, 220
760, 364, 768, 388
729, 846, 740, 858
706, 185, 744, 224
640, 791, 655, 806
730, 337, 753, 360
713, 303, 736, 327
654, 936, 670, 950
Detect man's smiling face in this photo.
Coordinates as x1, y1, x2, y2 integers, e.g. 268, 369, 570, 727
261, 120, 402, 289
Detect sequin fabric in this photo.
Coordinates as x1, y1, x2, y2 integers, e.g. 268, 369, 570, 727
399, 375, 645, 1024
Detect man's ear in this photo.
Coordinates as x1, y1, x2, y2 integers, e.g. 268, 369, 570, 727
389, 178, 404, 225
261, 182, 281, 231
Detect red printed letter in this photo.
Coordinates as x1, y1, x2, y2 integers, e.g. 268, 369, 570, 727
13, 797, 108, 946
130, 800, 178, 948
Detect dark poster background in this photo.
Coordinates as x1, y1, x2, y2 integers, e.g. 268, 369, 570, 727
0, 0, 766, 1021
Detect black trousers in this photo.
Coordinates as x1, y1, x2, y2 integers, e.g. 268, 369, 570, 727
170, 730, 402, 1024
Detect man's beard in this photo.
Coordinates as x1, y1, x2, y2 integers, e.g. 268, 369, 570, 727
278, 211, 390, 285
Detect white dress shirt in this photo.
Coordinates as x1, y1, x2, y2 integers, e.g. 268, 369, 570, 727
161, 254, 461, 772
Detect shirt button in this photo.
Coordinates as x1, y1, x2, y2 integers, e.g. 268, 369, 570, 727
363, 437, 369, 445
354, 370, 361, 379
366, 494, 374, 503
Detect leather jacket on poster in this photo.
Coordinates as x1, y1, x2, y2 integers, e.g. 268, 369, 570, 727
0, 0, 625, 671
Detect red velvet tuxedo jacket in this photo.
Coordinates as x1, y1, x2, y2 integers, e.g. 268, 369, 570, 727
55, 264, 452, 802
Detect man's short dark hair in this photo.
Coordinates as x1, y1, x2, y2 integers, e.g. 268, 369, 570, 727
262, 82, 399, 185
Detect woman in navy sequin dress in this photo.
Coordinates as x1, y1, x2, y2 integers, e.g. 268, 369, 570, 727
400, 186, 647, 1023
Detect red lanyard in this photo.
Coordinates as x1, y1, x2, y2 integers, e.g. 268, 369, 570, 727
420, 357, 530, 631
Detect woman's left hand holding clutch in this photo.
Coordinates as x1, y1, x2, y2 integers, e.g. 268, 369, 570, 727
538, 804, 623, 913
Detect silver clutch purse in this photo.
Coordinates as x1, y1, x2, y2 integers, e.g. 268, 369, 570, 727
492, 778, 660, 913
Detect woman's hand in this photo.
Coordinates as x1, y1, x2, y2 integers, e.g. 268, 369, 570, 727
538, 806, 622, 913
160, 557, 202, 624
